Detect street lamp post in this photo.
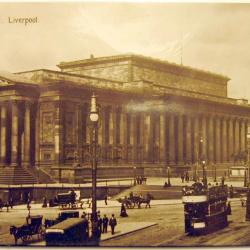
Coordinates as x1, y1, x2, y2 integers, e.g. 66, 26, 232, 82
194, 137, 203, 182
247, 126, 250, 186
246, 126, 250, 220
201, 160, 207, 187
133, 166, 137, 185
214, 164, 217, 182
89, 93, 99, 240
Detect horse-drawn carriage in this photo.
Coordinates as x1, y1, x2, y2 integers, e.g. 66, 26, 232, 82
118, 193, 153, 209
0, 198, 10, 211
49, 190, 77, 209
10, 215, 43, 245
44, 210, 79, 228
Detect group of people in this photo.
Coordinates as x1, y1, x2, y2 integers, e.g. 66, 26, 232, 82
0, 197, 14, 212
134, 175, 147, 185
81, 211, 118, 239
181, 171, 190, 183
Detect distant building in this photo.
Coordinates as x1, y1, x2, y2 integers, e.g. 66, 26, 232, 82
0, 54, 249, 183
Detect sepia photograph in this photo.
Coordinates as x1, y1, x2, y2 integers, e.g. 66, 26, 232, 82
0, 1, 250, 247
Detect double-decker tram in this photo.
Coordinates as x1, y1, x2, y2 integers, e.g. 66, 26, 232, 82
182, 182, 228, 235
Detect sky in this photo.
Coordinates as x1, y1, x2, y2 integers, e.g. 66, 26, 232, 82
0, 2, 250, 100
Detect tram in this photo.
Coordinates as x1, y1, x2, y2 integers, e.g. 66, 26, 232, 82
182, 182, 228, 235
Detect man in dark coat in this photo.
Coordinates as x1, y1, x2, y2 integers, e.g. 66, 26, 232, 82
109, 214, 117, 235
102, 214, 109, 233
227, 201, 232, 215
97, 214, 103, 234
181, 173, 185, 183
81, 212, 89, 240
104, 195, 108, 206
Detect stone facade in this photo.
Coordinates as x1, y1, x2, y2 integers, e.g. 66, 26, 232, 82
0, 54, 249, 180
58, 54, 228, 97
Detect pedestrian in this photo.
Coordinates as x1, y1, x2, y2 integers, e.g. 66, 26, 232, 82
104, 195, 108, 206
230, 185, 234, 198
20, 193, 23, 204
186, 171, 190, 182
181, 173, 185, 183
42, 196, 47, 208
70, 189, 76, 203
129, 191, 133, 199
109, 214, 117, 235
97, 214, 103, 234
227, 201, 232, 215
120, 203, 128, 217
140, 176, 143, 185
9, 196, 13, 209
221, 176, 225, 186
81, 212, 89, 240
102, 214, 109, 233
27, 199, 31, 217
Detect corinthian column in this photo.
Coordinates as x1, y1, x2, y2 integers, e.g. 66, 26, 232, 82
215, 116, 221, 163
169, 114, 175, 165
144, 113, 151, 162
240, 119, 246, 154
54, 101, 64, 165
228, 117, 234, 162
130, 113, 137, 162
186, 115, 192, 163
154, 114, 160, 163
0, 103, 7, 166
159, 113, 167, 163
109, 106, 114, 145
201, 115, 207, 160
11, 101, 19, 167
234, 118, 240, 156
208, 115, 214, 163
177, 114, 184, 165
193, 116, 199, 163
23, 101, 31, 167
221, 117, 228, 163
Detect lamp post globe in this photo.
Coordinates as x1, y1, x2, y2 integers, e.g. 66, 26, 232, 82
90, 94, 99, 122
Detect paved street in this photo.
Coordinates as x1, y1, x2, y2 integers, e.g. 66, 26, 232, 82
0, 198, 248, 246
0, 177, 249, 246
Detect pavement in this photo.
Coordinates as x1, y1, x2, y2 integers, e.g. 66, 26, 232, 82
0, 176, 246, 189
145, 176, 247, 188
31, 221, 157, 246
2, 177, 247, 246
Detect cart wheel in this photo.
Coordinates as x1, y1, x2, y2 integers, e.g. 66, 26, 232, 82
37, 227, 44, 240
21, 235, 28, 242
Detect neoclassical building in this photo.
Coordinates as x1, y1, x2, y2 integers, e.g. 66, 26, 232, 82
0, 54, 249, 183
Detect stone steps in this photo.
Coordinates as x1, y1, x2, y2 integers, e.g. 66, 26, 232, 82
0, 166, 37, 185
112, 184, 182, 200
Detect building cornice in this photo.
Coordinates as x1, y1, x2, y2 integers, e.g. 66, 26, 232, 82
57, 53, 230, 85
13, 68, 250, 111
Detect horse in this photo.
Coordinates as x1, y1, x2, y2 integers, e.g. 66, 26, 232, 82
137, 193, 154, 209
117, 197, 134, 209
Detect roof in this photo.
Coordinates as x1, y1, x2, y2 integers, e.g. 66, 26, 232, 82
0, 70, 37, 85
47, 218, 84, 231
57, 53, 230, 83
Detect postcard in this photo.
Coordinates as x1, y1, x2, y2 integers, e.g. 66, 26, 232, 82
0, 1, 249, 247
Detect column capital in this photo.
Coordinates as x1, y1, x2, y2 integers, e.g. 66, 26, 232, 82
0, 100, 8, 107
54, 99, 65, 109
24, 99, 34, 109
